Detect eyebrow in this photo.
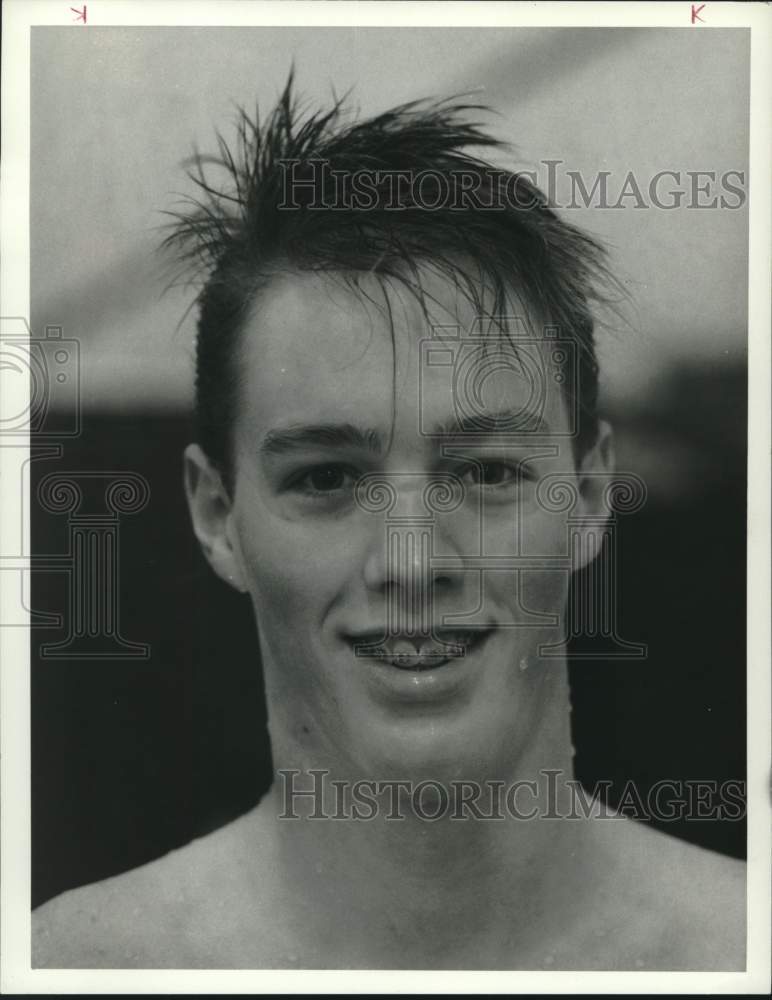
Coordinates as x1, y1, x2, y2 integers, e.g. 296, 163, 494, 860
430, 407, 553, 438
259, 408, 552, 458
260, 422, 385, 457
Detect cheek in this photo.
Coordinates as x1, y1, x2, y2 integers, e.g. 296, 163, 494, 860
480, 505, 572, 620
234, 507, 360, 629
232, 516, 351, 713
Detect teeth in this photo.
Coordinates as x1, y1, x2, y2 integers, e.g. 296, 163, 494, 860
383, 653, 448, 670
390, 641, 420, 668
383, 634, 475, 655
353, 630, 487, 669
412, 651, 447, 667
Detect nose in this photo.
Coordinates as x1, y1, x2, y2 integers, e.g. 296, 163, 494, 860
360, 474, 462, 637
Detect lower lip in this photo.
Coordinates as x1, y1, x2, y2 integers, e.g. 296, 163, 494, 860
347, 631, 493, 703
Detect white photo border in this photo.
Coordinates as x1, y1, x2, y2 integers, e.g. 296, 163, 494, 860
2, 1, 769, 993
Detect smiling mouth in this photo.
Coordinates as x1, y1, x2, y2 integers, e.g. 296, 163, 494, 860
347, 628, 493, 671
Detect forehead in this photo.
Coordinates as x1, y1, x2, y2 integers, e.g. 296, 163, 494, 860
234, 268, 570, 443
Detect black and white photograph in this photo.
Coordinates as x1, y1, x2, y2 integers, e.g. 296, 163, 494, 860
1, 0, 770, 992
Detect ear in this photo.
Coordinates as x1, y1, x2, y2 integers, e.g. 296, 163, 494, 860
572, 419, 616, 570
183, 443, 248, 593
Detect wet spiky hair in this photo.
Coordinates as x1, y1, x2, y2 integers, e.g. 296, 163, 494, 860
163, 72, 618, 492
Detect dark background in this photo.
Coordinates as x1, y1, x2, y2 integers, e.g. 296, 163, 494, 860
31, 363, 747, 907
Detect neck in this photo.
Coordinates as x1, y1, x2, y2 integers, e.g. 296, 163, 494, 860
255, 660, 586, 967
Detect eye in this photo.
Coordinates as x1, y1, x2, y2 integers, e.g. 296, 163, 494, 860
460, 461, 518, 487
293, 463, 358, 496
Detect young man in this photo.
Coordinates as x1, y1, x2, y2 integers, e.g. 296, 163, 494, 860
33, 79, 745, 970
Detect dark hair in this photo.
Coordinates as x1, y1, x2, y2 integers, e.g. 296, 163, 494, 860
163, 73, 620, 494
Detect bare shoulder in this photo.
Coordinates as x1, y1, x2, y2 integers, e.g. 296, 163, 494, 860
587, 818, 746, 970
32, 810, 281, 969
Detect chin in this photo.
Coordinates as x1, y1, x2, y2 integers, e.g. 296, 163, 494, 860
338, 695, 530, 789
